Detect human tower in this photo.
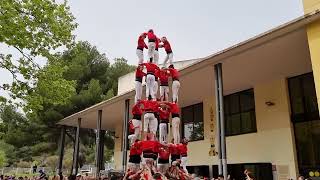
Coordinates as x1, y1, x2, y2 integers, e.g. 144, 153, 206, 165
126, 29, 189, 178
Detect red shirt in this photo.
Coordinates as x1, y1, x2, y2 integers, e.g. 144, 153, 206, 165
147, 32, 156, 41
141, 63, 159, 74
168, 68, 180, 80
158, 107, 170, 121
178, 143, 188, 156
169, 143, 180, 155
159, 69, 170, 85
132, 103, 143, 116
139, 100, 159, 112
155, 38, 161, 50
141, 140, 160, 153
158, 146, 170, 160
135, 67, 146, 78
155, 69, 159, 80
165, 102, 180, 114
163, 40, 172, 53
129, 141, 142, 156
137, 35, 148, 50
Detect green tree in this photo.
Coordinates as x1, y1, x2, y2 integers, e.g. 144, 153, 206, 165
0, 150, 7, 167
0, 0, 77, 103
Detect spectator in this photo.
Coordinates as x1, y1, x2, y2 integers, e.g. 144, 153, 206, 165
298, 176, 305, 180
32, 165, 38, 174
39, 170, 47, 180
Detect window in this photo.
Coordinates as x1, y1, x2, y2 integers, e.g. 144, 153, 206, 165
182, 103, 204, 141
224, 89, 256, 136
288, 73, 320, 175
288, 73, 319, 122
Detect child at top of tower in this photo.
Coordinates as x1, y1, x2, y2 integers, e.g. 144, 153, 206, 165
136, 33, 148, 64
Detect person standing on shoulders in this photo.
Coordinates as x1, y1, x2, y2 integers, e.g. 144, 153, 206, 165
147, 29, 157, 63
160, 36, 173, 68
159, 67, 170, 101
139, 98, 160, 140
165, 102, 181, 144
128, 103, 144, 144
168, 64, 180, 103
135, 65, 146, 103
136, 33, 148, 64
140, 62, 160, 100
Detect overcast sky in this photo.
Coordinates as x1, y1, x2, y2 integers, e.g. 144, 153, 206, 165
0, 0, 304, 98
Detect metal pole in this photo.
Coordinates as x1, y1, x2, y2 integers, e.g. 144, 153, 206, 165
214, 65, 223, 175
72, 118, 81, 175
99, 130, 106, 171
57, 126, 66, 174
95, 110, 102, 179
122, 99, 130, 172
217, 63, 228, 178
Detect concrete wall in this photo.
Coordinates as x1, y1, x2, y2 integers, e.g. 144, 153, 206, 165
304, 0, 320, 115
117, 59, 200, 95
113, 78, 299, 179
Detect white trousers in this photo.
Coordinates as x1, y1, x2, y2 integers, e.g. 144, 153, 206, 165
128, 119, 141, 144
148, 42, 155, 62
159, 123, 168, 144
146, 74, 155, 99
154, 50, 159, 65
136, 49, 144, 64
144, 113, 158, 134
160, 85, 169, 101
181, 156, 188, 174
172, 80, 180, 103
135, 81, 142, 104
172, 117, 180, 144
163, 52, 173, 67
157, 163, 169, 174
153, 80, 159, 100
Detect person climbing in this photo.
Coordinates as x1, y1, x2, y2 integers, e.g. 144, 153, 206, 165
135, 65, 146, 103
147, 29, 157, 63
168, 64, 180, 103
140, 62, 160, 100
136, 32, 148, 64
160, 36, 173, 68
